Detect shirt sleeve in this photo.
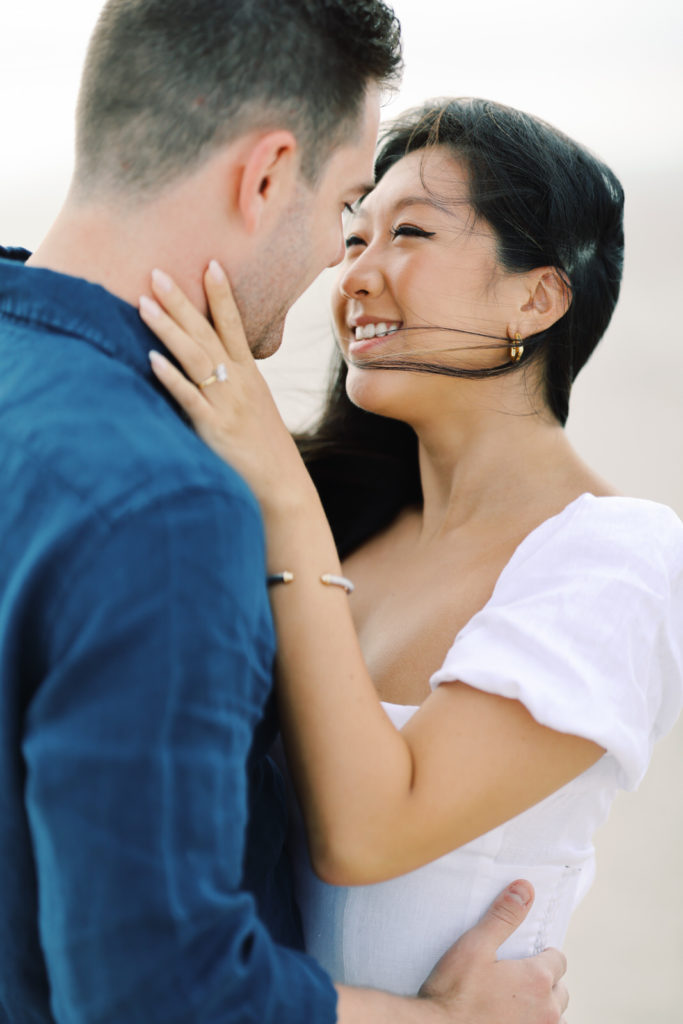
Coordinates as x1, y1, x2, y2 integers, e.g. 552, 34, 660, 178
429, 497, 683, 791
23, 485, 337, 1024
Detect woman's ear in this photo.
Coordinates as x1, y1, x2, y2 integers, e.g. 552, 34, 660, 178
236, 130, 299, 234
514, 267, 572, 338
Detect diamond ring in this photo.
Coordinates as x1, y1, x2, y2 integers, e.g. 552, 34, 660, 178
197, 363, 228, 390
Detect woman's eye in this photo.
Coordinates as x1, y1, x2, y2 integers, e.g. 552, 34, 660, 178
391, 224, 435, 239
344, 234, 366, 250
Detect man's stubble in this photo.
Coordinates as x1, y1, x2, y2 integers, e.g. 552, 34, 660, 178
232, 183, 320, 360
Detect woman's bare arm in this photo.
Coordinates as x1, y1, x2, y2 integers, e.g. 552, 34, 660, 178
261, 487, 602, 884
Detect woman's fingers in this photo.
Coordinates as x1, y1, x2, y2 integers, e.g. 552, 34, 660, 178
203, 261, 253, 363
146, 262, 252, 369
148, 267, 230, 366
148, 349, 212, 426
139, 295, 216, 385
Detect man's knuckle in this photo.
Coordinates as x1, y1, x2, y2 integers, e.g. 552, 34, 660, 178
488, 904, 518, 929
526, 964, 554, 998
541, 965, 556, 990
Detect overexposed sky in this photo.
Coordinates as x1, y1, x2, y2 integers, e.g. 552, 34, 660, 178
388, 0, 683, 173
1, 0, 681, 246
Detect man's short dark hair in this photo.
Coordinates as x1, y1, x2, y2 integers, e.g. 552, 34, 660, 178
73, 0, 402, 200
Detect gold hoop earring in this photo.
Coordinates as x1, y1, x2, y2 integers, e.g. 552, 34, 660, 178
509, 332, 524, 363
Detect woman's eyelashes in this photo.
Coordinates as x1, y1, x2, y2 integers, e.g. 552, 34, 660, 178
390, 224, 436, 240
344, 223, 436, 250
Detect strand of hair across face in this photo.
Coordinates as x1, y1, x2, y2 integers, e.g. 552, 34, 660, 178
346, 323, 510, 345
341, 323, 540, 379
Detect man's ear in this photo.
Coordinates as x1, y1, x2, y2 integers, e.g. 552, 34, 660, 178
236, 130, 299, 234
512, 267, 572, 338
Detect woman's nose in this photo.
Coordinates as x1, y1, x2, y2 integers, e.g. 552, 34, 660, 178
339, 254, 385, 300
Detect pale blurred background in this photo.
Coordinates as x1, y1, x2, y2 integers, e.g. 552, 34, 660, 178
1, 2, 681, 1020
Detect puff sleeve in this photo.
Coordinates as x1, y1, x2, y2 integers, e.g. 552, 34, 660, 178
429, 495, 683, 790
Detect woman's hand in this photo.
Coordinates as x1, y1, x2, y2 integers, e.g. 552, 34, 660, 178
139, 261, 313, 514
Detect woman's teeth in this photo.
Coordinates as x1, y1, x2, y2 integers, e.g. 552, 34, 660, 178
354, 322, 401, 341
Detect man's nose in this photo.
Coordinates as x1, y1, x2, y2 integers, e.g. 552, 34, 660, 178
327, 233, 346, 269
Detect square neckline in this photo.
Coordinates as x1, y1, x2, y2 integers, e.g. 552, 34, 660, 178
381, 492, 667, 712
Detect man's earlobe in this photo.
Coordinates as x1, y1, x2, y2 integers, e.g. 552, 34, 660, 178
237, 130, 299, 234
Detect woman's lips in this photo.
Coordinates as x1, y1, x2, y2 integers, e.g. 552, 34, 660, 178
348, 321, 402, 357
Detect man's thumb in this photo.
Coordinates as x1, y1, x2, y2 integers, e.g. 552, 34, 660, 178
464, 880, 535, 957
417, 880, 536, 999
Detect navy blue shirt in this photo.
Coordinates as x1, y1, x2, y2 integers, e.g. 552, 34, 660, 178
0, 249, 337, 1023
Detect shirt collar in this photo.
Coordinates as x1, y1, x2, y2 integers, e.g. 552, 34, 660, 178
0, 245, 159, 380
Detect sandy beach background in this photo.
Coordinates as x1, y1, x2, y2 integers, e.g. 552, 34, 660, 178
2, 1, 681, 1020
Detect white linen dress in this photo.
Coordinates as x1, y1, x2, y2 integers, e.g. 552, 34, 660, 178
289, 494, 683, 995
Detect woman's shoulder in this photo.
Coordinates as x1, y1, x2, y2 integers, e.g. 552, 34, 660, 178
559, 492, 682, 534
507, 493, 683, 586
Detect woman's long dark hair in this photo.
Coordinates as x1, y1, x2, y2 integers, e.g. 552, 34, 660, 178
297, 98, 625, 558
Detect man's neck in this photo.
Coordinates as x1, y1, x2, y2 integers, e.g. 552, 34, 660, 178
27, 180, 223, 315
29, 212, 206, 317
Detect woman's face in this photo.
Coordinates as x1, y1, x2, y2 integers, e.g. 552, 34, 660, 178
332, 147, 524, 418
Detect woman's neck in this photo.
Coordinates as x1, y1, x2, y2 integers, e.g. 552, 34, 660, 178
413, 405, 594, 542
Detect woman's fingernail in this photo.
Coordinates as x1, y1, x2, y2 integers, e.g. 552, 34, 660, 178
148, 350, 165, 368
151, 268, 173, 293
208, 259, 226, 283
140, 295, 162, 318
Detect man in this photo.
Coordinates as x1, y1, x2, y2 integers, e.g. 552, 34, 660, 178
0, 1, 567, 1021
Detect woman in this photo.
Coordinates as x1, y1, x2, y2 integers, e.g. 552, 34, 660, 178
141, 99, 683, 995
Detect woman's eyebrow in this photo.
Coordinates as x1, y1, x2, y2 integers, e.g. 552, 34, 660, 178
391, 195, 454, 215
355, 194, 455, 219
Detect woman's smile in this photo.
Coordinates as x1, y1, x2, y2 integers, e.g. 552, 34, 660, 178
348, 317, 403, 356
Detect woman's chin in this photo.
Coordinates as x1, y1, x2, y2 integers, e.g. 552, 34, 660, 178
345, 363, 416, 421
